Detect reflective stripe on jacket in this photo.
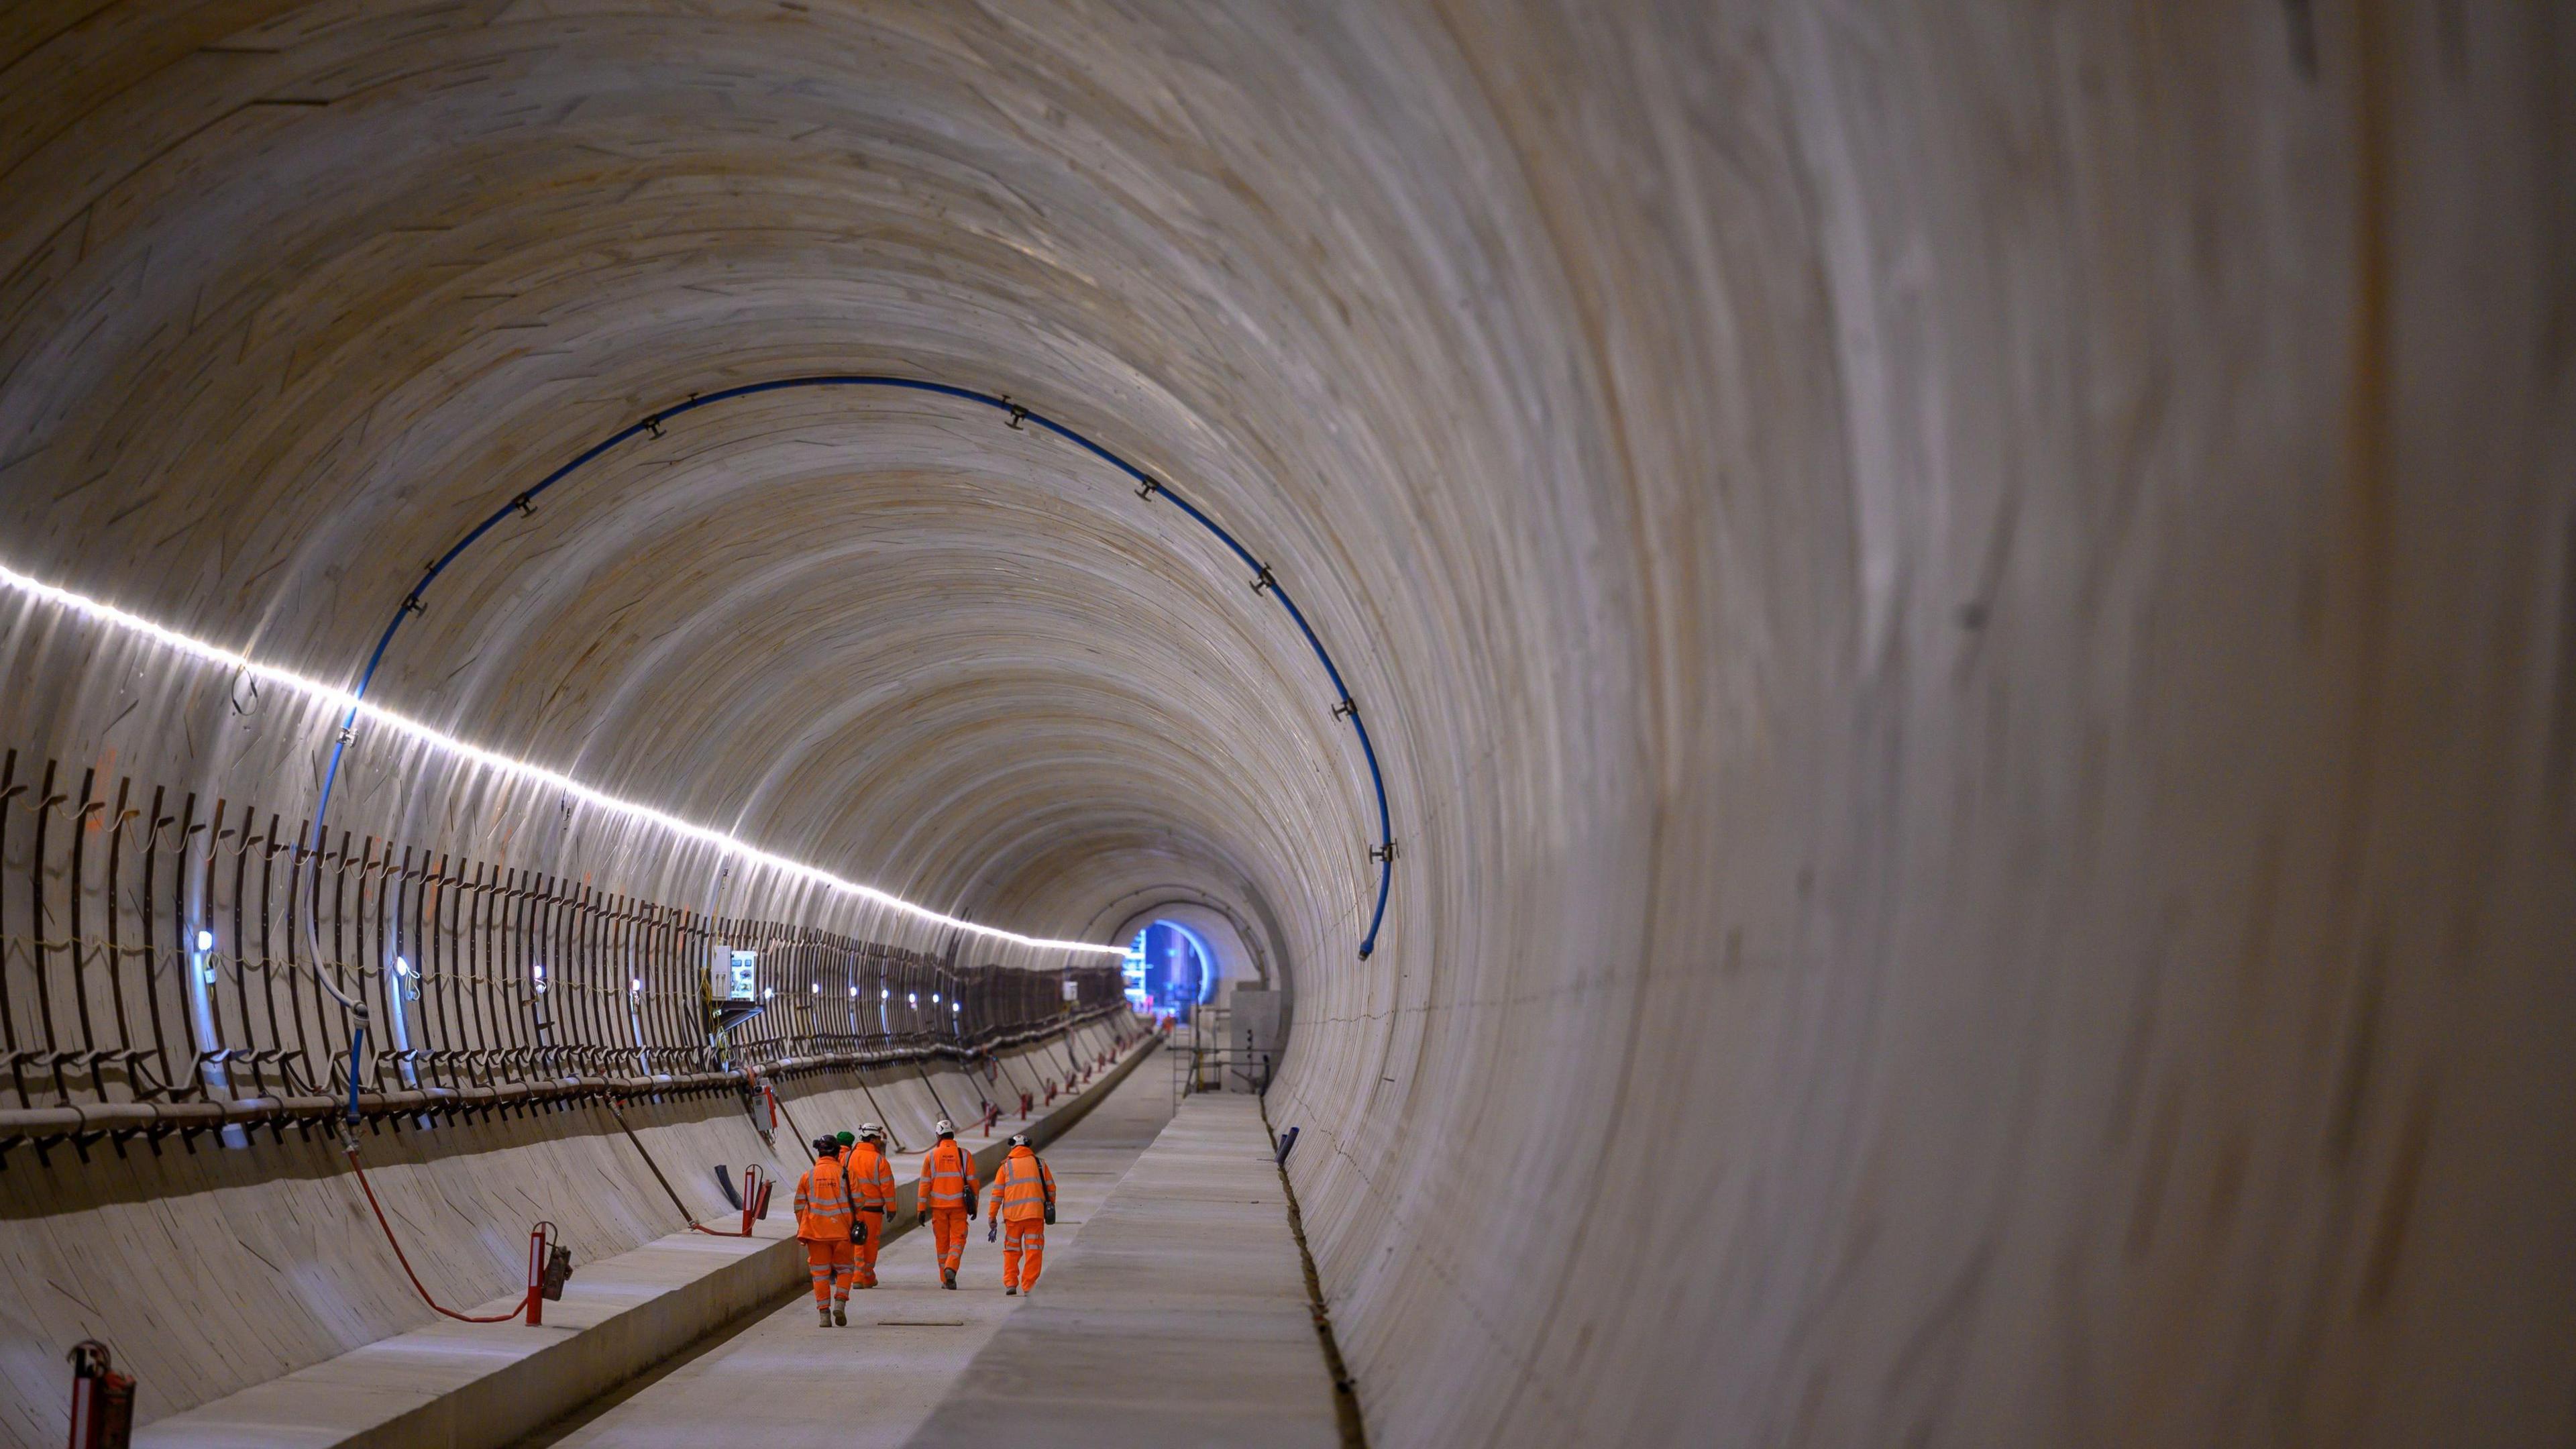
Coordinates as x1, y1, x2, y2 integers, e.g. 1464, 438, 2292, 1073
918, 1138, 975, 1210
794, 1155, 853, 1242
992, 1146, 1055, 1222
841, 1142, 896, 1211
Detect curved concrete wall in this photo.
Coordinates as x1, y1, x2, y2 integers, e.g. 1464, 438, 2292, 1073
0, 1017, 1130, 1442
2, 5, 2570, 1446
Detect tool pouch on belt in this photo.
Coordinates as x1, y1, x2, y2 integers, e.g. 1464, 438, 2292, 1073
67, 1340, 133, 1449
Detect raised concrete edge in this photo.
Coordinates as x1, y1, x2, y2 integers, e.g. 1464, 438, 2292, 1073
135, 1026, 1163, 1449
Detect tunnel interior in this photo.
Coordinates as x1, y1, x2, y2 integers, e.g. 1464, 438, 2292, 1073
2, 3, 2573, 1447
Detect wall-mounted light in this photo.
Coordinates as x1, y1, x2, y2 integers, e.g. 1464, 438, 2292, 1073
195, 928, 215, 953
393, 955, 410, 977
533, 963, 547, 994
849, 985, 859, 998
810, 981, 819, 994
907, 992, 917, 1006
631, 977, 643, 994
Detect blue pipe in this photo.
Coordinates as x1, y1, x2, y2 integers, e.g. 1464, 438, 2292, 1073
306, 376, 1397, 959
345, 1024, 366, 1125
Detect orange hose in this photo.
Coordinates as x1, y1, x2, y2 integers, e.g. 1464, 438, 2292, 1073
343, 1144, 525, 1324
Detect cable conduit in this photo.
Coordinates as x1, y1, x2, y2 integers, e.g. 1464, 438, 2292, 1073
305, 375, 1398, 961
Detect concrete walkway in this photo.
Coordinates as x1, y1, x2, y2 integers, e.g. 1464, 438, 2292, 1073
520, 1054, 1180, 1448
901, 1094, 1341, 1448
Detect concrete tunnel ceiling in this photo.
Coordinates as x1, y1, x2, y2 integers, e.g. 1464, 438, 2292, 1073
3, 3, 2574, 1446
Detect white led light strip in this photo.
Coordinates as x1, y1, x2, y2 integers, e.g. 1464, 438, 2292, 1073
0, 559, 1123, 955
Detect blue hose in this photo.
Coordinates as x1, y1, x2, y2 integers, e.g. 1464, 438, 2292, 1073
345, 1023, 366, 1125
306, 376, 1398, 960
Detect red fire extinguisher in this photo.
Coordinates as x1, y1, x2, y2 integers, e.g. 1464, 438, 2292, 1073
66, 1340, 133, 1449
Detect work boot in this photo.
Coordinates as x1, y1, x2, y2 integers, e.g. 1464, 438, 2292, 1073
816, 1305, 832, 1328
943, 1271, 957, 1289
833, 1305, 847, 1326
1004, 1284, 1017, 1297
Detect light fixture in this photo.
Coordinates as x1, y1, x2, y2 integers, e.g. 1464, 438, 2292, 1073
195, 929, 214, 953
631, 977, 643, 993
765, 987, 775, 1000
907, 992, 917, 1006
533, 963, 547, 994
392, 956, 410, 977
932, 993, 941, 1004
0, 559, 1126, 956
849, 985, 859, 998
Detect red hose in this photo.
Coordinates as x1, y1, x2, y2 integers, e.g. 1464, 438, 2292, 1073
343, 1144, 525, 1324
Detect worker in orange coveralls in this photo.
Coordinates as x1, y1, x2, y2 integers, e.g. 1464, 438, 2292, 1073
794, 1135, 855, 1326
916, 1118, 976, 1289
841, 1124, 898, 1287
985, 1130, 1057, 1296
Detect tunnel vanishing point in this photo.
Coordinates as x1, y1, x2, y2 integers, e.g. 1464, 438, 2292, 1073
1, 4, 2572, 1447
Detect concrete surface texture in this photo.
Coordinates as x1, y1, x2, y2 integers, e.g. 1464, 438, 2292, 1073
903, 1093, 1340, 1448
0, 4, 2570, 1448
529, 1030, 1183, 1449
125, 1029, 1157, 1449
0, 1018, 1126, 1438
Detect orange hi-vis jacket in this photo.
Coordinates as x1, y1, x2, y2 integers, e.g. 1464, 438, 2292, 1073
794, 1154, 852, 1242
991, 1145, 1055, 1223
841, 1141, 896, 1213
919, 1138, 976, 1214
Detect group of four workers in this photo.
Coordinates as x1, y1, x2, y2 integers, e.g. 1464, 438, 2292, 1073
790, 1117, 1059, 1326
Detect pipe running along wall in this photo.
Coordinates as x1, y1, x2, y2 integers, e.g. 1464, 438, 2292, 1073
0, 5, 2571, 1448
319, 375, 1397, 961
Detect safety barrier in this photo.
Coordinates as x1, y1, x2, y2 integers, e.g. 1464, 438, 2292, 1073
0, 747, 1126, 1157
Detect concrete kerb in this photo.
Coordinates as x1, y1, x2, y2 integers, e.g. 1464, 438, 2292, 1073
135, 1022, 1159, 1449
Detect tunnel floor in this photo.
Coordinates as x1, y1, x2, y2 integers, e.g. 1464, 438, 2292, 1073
902, 1091, 1342, 1446
511, 1054, 1334, 1447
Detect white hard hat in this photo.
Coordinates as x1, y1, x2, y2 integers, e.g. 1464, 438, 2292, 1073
935, 1118, 955, 1135
1010, 1132, 1030, 1147
859, 1122, 883, 1140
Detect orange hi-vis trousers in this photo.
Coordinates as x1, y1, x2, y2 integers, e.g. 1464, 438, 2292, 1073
853, 1210, 883, 1287
1002, 1218, 1044, 1291
806, 1239, 854, 1305
930, 1207, 970, 1276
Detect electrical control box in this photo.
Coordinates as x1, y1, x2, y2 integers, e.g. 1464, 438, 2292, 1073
710, 949, 757, 1001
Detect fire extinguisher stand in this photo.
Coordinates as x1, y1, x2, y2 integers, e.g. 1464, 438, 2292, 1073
66, 1339, 134, 1449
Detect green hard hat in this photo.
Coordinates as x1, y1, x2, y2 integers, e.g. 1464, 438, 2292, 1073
836, 1130, 855, 1145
